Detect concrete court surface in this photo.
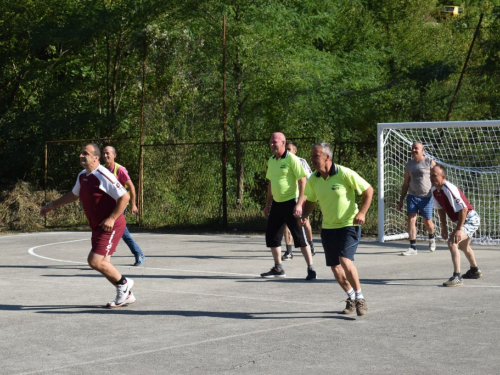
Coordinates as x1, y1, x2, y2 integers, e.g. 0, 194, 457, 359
1, 231, 499, 375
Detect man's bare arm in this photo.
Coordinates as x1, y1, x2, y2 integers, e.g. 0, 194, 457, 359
100, 193, 130, 232
123, 179, 138, 214
354, 186, 373, 225
40, 192, 79, 216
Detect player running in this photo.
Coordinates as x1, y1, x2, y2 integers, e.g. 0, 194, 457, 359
40, 143, 136, 308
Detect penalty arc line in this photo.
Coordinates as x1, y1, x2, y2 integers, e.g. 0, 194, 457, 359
27, 239, 500, 287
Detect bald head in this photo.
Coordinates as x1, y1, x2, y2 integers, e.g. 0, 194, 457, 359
430, 164, 447, 189
269, 132, 286, 158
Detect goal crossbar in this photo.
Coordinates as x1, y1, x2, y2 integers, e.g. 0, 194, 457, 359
378, 120, 500, 245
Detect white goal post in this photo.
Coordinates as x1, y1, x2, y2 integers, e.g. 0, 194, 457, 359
378, 120, 500, 245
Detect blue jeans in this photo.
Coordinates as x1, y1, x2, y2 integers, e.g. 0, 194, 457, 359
122, 208, 144, 259
122, 226, 144, 258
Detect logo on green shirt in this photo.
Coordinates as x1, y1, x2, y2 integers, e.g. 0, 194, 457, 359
331, 185, 340, 190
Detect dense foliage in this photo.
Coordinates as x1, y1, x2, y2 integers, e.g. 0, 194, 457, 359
1, 0, 500, 189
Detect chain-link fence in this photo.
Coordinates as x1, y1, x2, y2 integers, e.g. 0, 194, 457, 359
45, 138, 378, 233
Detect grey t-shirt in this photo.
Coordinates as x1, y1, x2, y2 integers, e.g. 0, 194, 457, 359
405, 157, 433, 197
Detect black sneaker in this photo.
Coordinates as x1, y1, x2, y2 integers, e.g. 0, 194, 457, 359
462, 268, 482, 279
281, 252, 293, 261
261, 267, 286, 278
306, 269, 316, 280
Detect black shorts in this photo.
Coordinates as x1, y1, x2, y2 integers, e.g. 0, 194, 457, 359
321, 226, 361, 266
266, 199, 308, 248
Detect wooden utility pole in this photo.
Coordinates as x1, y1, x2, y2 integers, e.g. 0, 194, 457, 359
222, 15, 228, 229
138, 33, 147, 224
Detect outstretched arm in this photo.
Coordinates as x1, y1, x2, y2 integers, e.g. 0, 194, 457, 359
40, 192, 79, 216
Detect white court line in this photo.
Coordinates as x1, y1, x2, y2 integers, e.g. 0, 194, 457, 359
18, 318, 327, 375
28, 240, 89, 264
27, 238, 500, 288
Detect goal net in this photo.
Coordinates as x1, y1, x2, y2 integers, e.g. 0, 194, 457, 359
378, 121, 500, 245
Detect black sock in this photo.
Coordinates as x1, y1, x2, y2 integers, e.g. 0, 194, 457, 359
453, 272, 461, 277
429, 233, 436, 239
116, 276, 127, 285
410, 240, 417, 250
286, 244, 292, 253
470, 266, 479, 272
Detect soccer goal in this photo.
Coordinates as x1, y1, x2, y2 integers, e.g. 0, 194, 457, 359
378, 120, 500, 245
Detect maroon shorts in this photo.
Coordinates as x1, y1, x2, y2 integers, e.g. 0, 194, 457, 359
90, 216, 126, 256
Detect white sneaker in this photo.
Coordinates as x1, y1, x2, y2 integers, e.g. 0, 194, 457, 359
107, 292, 136, 308
429, 238, 436, 252
401, 248, 418, 256
113, 278, 134, 305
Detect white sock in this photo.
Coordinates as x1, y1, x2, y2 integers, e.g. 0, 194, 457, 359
355, 290, 364, 300
346, 288, 355, 300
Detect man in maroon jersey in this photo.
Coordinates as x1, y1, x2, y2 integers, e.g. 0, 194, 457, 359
430, 164, 481, 287
40, 143, 136, 308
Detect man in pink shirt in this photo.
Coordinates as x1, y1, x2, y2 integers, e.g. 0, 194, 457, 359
103, 146, 146, 266
430, 164, 482, 287
40, 143, 136, 308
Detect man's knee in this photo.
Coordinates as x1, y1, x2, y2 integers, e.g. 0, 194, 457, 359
447, 241, 458, 251
87, 254, 98, 269
88, 253, 105, 270
331, 264, 343, 275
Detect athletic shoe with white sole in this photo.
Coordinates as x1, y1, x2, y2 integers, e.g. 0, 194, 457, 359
429, 238, 436, 252
260, 267, 286, 278
281, 252, 293, 261
113, 278, 134, 305
443, 275, 463, 287
401, 248, 418, 256
107, 291, 136, 308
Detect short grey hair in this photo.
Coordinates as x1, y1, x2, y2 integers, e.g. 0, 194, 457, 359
103, 145, 117, 155
85, 143, 101, 157
312, 142, 333, 160
434, 164, 447, 177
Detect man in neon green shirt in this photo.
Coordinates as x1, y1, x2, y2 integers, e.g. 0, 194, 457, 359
302, 143, 373, 316
261, 132, 316, 280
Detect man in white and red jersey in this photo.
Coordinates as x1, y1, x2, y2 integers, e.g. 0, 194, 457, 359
40, 143, 136, 308
103, 146, 146, 266
430, 164, 482, 287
